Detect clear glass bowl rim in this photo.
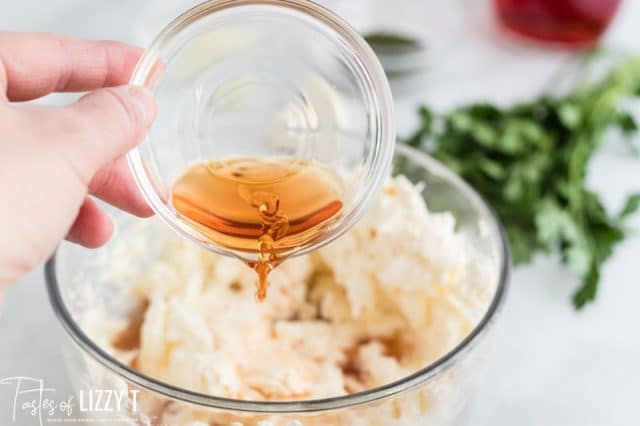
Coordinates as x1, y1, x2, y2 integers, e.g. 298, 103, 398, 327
45, 144, 510, 414
126, 0, 396, 261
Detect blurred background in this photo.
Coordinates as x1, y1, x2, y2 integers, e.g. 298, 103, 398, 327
1, 1, 639, 425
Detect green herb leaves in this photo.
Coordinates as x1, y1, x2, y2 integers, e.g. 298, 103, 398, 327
363, 32, 423, 55
619, 193, 640, 219
403, 57, 640, 308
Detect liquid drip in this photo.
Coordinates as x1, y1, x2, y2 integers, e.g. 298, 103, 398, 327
171, 157, 343, 300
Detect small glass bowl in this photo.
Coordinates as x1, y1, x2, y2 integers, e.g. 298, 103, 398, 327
127, 0, 395, 263
47, 145, 509, 425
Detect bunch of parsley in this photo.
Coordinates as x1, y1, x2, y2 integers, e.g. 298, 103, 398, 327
404, 56, 640, 308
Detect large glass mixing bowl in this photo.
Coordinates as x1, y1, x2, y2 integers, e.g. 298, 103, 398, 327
46, 144, 509, 425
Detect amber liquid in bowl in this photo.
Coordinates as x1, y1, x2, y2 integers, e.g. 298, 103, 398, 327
171, 157, 343, 300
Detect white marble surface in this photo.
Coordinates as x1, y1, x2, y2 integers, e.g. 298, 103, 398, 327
1, 1, 639, 425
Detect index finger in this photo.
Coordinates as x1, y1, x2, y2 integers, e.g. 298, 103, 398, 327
0, 32, 143, 102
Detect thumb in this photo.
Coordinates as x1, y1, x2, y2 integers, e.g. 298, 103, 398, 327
59, 85, 156, 183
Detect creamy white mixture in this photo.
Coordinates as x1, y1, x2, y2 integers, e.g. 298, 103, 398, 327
95, 175, 497, 424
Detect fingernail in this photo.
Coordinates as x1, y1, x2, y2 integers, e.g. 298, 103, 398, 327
128, 86, 156, 128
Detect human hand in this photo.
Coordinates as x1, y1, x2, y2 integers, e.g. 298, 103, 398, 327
0, 32, 156, 288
